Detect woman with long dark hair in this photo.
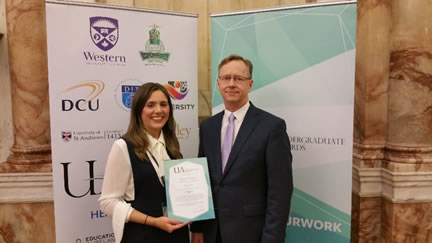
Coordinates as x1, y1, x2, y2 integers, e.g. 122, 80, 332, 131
100, 82, 189, 243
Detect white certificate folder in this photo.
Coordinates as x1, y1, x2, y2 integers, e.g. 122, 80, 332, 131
164, 157, 215, 222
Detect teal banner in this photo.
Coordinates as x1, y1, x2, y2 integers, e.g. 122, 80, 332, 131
211, 2, 356, 242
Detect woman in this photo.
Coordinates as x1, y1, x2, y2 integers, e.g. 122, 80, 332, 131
99, 82, 189, 243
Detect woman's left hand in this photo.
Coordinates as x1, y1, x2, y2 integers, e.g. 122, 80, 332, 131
148, 216, 189, 233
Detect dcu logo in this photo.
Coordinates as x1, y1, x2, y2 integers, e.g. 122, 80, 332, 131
164, 81, 188, 100
90, 17, 119, 51
61, 80, 104, 112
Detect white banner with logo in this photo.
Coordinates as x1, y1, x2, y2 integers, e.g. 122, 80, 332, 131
211, 1, 356, 242
45, 1, 197, 242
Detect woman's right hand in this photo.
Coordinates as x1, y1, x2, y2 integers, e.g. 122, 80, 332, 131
148, 216, 189, 233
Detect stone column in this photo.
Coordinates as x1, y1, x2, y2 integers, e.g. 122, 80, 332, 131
351, 0, 392, 241
0, 0, 55, 242
353, 0, 432, 242
0, 0, 51, 173
383, 0, 432, 242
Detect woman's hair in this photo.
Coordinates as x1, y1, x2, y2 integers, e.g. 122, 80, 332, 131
123, 82, 182, 160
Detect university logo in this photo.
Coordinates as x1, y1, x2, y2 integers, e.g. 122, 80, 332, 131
61, 80, 104, 112
140, 25, 170, 64
62, 131, 72, 142
90, 16, 119, 51
164, 81, 188, 100
114, 79, 143, 111
121, 85, 140, 109
61, 160, 102, 198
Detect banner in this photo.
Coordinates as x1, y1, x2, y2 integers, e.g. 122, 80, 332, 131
46, 1, 197, 242
211, 1, 356, 242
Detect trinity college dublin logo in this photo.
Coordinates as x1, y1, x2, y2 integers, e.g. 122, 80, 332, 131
90, 16, 119, 51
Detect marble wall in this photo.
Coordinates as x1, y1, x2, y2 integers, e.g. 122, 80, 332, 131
0, 203, 55, 243
0, 0, 13, 163
383, 1, 432, 241
1, 0, 60, 242
0, 0, 51, 173
382, 200, 432, 242
352, 0, 432, 242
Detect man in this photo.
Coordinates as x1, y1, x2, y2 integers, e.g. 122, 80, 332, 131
191, 54, 293, 243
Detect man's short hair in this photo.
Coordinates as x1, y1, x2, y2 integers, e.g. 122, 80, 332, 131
218, 54, 253, 78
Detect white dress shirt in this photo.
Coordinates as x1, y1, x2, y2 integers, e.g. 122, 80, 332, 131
99, 132, 170, 243
221, 102, 250, 148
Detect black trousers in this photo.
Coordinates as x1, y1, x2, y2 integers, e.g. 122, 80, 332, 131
216, 224, 223, 243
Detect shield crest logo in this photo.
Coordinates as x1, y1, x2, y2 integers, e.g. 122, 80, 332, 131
121, 85, 140, 109
90, 16, 119, 51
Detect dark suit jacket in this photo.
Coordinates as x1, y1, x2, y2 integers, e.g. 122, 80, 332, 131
191, 103, 293, 243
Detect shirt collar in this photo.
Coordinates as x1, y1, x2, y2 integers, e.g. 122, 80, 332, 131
224, 102, 250, 123
146, 131, 166, 150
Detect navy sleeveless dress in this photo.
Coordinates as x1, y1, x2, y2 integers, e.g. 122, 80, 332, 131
121, 139, 190, 243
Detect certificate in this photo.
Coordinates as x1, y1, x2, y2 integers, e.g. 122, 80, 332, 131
164, 157, 215, 222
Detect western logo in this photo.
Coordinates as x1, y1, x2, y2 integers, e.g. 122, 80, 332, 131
61, 80, 104, 112
164, 81, 188, 100
140, 24, 170, 64
90, 16, 119, 52
84, 17, 126, 66
114, 79, 143, 111
62, 131, 72, 142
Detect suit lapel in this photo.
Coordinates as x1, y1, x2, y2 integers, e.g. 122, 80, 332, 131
209, 111, 224, 181
222, 103, 260, 177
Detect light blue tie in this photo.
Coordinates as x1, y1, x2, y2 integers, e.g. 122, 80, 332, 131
221, 113, 235, 172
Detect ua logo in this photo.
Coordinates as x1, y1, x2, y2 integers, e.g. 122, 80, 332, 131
62, 160, 102, 198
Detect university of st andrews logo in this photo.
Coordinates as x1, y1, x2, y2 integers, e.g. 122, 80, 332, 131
62, 131, 72, 142
90, 17, 119, 51
164, 81, 188, 100
140, 24, 170, 64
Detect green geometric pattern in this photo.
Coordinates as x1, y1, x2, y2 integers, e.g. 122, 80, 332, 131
211, 3, 357, 107
286, 188, 351, 242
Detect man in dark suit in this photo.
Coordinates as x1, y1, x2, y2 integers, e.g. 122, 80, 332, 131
191, 54, 293, 243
